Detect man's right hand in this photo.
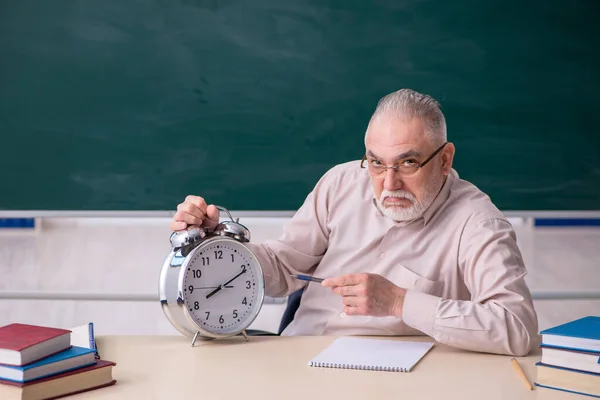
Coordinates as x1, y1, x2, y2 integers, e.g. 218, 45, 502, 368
170, 195, 220, 232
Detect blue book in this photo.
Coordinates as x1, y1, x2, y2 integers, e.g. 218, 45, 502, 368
540, 344, 600, 374
535, 383, 600, 399
0, 346, 96, 383
540, 316, 600, 352
535, 362, 600, 398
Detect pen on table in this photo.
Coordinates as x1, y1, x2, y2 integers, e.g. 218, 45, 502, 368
290, 274, 324, 283
511, 358, 533, 391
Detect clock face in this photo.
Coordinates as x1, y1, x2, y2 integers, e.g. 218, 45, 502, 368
180, 237, 264, 335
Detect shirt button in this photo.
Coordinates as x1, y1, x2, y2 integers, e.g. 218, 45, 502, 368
340, 312, 346, 318
379, 252, 385, 259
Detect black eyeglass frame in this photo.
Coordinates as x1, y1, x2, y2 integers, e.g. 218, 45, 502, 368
360, 142, 448, 175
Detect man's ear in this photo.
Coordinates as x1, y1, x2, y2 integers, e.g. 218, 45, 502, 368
441, 142, 455, 175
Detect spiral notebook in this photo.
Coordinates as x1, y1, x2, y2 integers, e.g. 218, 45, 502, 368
308, 337, 434, 372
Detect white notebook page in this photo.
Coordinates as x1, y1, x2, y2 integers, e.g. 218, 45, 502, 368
309, 337, 434, 372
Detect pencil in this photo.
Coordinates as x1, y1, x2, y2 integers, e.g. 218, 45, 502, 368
511, 358, 533, 390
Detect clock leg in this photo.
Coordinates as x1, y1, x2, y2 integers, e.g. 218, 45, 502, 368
241, 329, 249, 342
191, 330, 200, 347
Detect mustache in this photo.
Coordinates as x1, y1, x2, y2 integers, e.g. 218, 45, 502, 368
380, 190, 416, 202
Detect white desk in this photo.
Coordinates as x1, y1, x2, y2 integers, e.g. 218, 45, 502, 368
66, 335, 576, 400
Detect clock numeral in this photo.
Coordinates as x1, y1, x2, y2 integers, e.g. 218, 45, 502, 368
205, 311, 210, 320
194, 301, 199, 310
188, 285, 194, 293
202, 257, 210, 266
241, 265, 246, 272
246, 280, 251, 289
193, 269, 201, 279
219, 315, 224, 324
233, 309, 238, 319
214, 250, 223, 259
231, 254, 235, 262
242, 297, 247, 305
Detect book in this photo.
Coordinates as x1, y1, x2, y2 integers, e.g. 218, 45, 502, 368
69, 323, 99, 359
308, 337, 434, 372
535, 362, 600, 398
0, 324, 71, 366
0, 346, 97, 383
0, 359, 116, 400
540, 316, 600, 352
541, 345, 600, 374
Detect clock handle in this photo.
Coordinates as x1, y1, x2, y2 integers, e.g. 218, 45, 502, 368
214, 205, 237, 223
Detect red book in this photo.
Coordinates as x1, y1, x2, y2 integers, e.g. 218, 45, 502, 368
0, 324, 71, 366
0, 359, 116, 400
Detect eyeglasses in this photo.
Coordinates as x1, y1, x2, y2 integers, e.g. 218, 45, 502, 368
360, 142, 448, 178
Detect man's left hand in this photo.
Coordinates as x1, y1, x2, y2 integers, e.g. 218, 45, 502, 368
322, 273, 407, 317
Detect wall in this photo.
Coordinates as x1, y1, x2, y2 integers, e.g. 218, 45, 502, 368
1, 215, 599, 338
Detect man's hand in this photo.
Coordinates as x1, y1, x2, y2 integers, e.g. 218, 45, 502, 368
170, 195, 220, 231
322, 273, 407, 317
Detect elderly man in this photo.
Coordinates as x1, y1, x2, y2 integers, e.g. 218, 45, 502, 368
170, 88, 538, 356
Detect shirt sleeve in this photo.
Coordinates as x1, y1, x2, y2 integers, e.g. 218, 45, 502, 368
246, 168, 339, 298
402, 215, 539, 356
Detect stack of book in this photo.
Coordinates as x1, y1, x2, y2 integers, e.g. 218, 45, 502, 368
0, 323, 116, 400
536, 316, 600, 398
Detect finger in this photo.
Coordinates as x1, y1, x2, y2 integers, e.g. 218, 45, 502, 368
170, 221, 187, 231
342, 296, 360, 307
177, 201, 206, 218
173, 210, 204, 226
332, 284, 363, 297
344, 305, 366, 316
185, 195, 208, 214
177, 202, 207, 219
204, 204, 221, 228
322, 273, 364, 288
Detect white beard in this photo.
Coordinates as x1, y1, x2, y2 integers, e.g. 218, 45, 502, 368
377, 176, 443, 222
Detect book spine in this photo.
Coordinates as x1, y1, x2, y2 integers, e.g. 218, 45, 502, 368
88, 323, 100, 359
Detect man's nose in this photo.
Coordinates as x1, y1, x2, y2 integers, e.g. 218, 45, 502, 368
383, 168, 403, 191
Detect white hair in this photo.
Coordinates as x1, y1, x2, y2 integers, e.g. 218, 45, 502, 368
365, 88, 447, 146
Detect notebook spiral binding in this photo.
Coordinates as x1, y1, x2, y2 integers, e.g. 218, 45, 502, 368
308, 361, 407, 372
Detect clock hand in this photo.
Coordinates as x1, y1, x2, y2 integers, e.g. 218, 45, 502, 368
193, 286, 234, 289
206, 268, 247, 299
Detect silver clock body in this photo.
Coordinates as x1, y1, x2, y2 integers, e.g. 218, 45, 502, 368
159, 209, 265, 341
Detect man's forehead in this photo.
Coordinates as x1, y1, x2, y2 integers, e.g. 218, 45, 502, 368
366, 148, 422, 160
365, 115, 434, 159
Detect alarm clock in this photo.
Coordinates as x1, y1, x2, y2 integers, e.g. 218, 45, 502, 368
159, 205, 265, 346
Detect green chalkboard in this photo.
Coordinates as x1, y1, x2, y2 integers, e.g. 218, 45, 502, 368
1, 0, 599, 211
